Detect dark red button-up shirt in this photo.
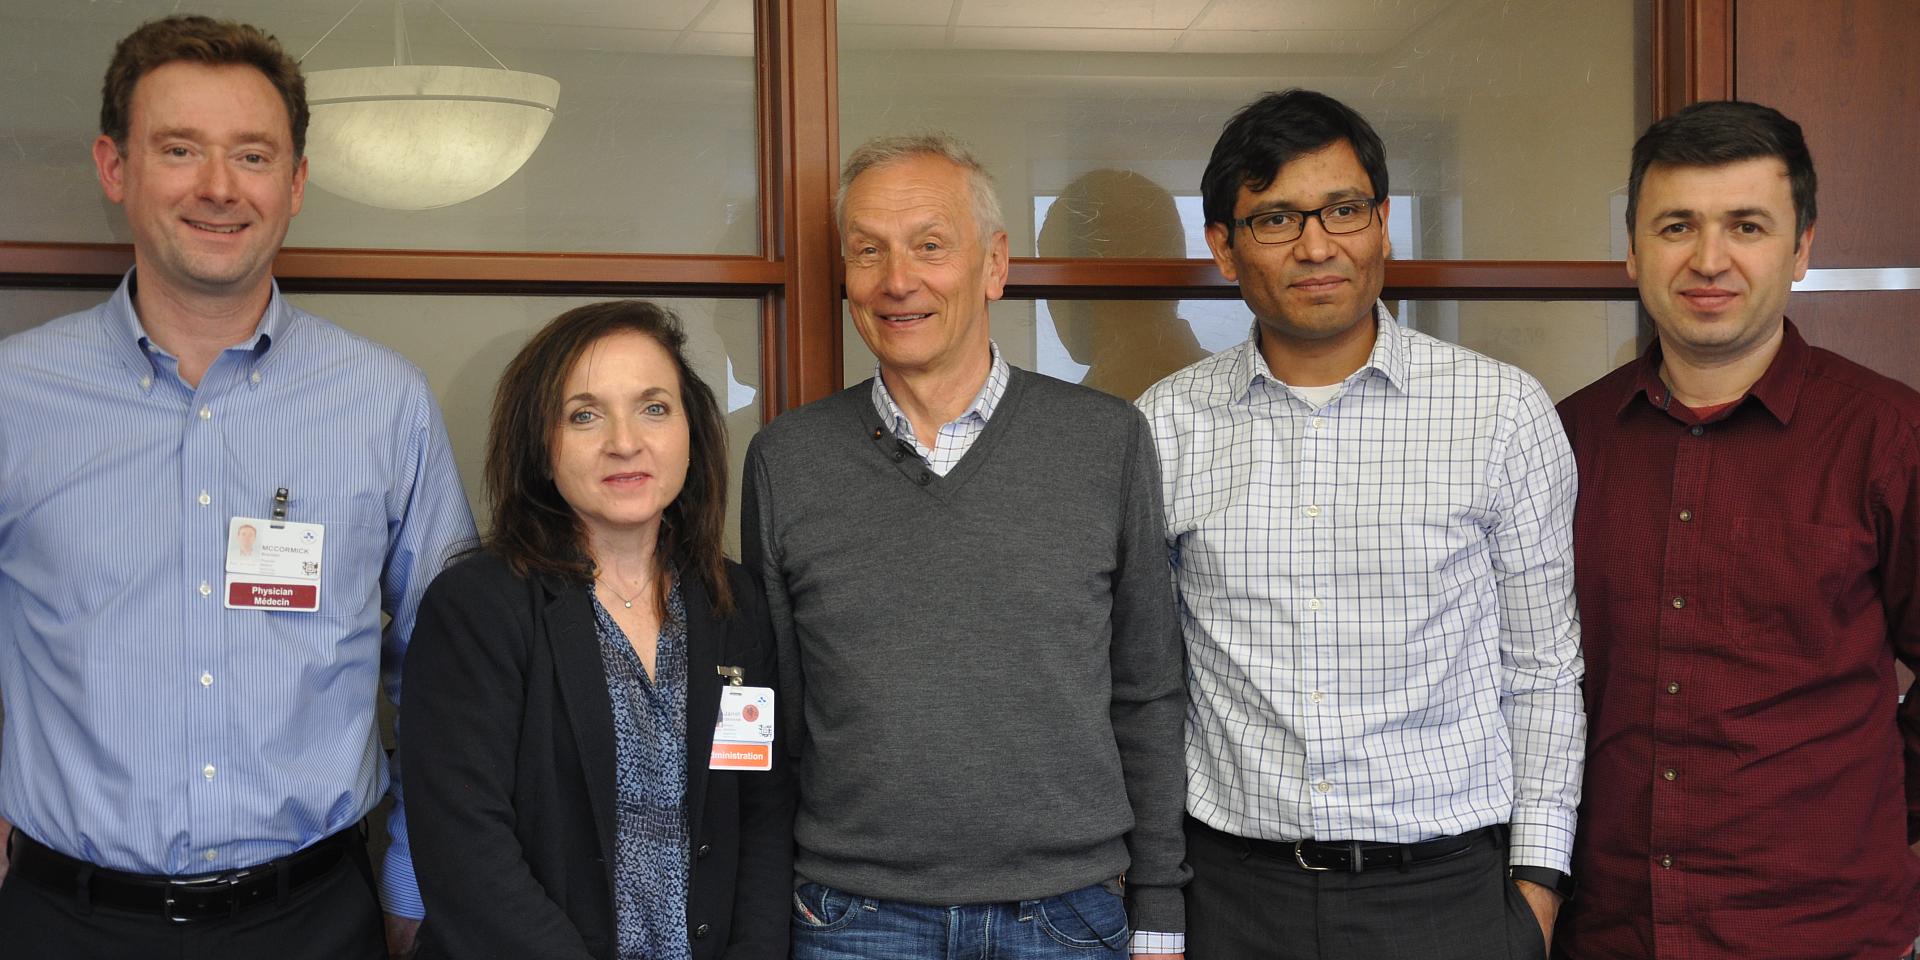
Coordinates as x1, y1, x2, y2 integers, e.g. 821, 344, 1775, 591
1555, 321, 1920, 960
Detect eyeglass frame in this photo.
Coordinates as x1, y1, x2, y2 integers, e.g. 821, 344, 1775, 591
1227, 196, 1383, 245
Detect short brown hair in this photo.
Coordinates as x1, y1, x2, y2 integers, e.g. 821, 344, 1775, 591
101, 15, 309, 157
1627, 100, 1817, 246
483, 301, 733, 618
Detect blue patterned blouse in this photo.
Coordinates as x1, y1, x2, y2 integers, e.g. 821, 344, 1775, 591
592, 580, 692, 960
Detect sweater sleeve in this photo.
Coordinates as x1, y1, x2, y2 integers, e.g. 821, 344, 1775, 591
1106, 408, 1193, 932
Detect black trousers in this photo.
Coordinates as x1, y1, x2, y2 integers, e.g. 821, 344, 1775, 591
0, 838, 385, 960
1186, 817, 1547, 960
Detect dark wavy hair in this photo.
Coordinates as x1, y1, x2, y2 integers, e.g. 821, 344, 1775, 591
1627, 99, 1817, 248
101, 15, 309, 157
483, 300, 732, 618
1201, 89, 1388, 246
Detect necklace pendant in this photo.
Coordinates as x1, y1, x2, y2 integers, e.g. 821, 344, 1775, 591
623, 600, 633, 609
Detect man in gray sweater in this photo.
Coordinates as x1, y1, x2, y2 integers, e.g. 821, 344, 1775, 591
742, 133, 1189, 960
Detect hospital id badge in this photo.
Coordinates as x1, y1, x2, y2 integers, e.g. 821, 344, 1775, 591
711, 685, 775, 771
223, 516, 324, 612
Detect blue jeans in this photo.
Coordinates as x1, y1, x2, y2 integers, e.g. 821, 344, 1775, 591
790, 880, 1131, 960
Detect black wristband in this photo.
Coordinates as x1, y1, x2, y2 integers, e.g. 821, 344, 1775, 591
1509, 865, 1577, 902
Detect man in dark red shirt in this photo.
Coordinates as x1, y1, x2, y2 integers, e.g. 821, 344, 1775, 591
1555, 100, 1920, 960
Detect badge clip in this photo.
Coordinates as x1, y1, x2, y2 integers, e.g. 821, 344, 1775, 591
717, 665, 745, 687
271, 487, 290, 526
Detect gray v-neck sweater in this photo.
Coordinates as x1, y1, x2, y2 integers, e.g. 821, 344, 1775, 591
743, 366, 1190, 930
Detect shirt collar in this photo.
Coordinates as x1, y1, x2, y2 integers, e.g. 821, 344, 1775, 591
869, 340, 1009, 438
1617, 319, 1809, 425
1233, 300, 1405, 401
105, 269, 291, 394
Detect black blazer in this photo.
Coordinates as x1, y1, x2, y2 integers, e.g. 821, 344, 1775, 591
402, 553, 793, 960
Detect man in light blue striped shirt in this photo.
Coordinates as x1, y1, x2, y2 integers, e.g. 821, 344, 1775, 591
0, 16, 473, 958
1137, 90, 1584, 960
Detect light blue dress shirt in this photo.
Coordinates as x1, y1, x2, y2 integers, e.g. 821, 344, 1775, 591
0, 272, 475, 919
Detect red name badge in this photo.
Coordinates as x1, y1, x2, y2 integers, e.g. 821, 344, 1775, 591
709, 743, 772, 770
227, 580, 319, 611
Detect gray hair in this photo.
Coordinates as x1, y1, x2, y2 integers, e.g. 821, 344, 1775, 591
835, 133, 1006, 246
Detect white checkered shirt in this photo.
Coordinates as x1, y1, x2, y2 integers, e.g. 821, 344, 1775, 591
871, 341, 1010, 477
1137, 303, 1585, 873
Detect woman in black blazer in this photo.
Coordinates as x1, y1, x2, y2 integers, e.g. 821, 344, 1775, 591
402, 301, 792, 960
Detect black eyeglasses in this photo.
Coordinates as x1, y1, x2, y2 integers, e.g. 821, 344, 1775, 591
1230, 198, 1381, 244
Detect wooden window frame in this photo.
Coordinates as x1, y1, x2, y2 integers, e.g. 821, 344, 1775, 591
0, 0, 1728, 417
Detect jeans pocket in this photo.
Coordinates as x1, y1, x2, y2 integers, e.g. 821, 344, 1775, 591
1034, 883, 1131, 951
792, 882, 864, 932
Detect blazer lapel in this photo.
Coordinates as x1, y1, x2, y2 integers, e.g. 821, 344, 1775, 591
540, 574, 619, 865
681, 573, 720, 845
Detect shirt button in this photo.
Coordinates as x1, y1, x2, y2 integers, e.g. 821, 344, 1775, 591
1303, 504, 1321, 517
1666, 681, 1681, 695
203, 849, 218, 862
696, 844, 711, 859
1678, 508, 1692, 522
1311, 418, 1324, 429
249, 371, 262, 385
202, 763, 217, 780
1307, 598, 1322, 610
1689, 425, 1704, 437
197, 490, 211, 507
1671, 596, 1686, 609
1309, 690, 1325, 704
200, 672, 214, 687
1315, 780, 1333, 794
1659, 854, 1674, 869
694, 924, 711, 939
1663, 768, 1677, 781
199, 406, 212, 420
198, 581, 212, 598
138, 375, 153, 390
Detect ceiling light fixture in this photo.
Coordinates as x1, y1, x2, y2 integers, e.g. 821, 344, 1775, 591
300, 0, 560, 210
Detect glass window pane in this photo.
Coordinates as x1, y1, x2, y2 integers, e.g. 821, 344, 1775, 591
846, 297, 1639, 404
842, 0, 1651, 261
1, 1, 757, 254
1, 290, 764, 553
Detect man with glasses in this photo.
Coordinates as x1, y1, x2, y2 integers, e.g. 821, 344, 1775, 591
1136, 89, 1585, 960
1555, 100, 1920, 960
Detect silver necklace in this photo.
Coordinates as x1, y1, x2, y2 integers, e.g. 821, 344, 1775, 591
595, 572, 645, 610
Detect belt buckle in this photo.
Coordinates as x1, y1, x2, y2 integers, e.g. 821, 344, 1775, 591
1293, 839, 1332, 872
162, 870, 242, 923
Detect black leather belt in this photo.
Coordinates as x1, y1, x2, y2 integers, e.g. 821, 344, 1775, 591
1196, 818, 1496, 874
8, 827, 357, 922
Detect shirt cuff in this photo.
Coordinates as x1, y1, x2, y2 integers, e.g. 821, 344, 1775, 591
378, 840, 425, 920
1131, 930, 1185, 954
1507, 804, 1577, 874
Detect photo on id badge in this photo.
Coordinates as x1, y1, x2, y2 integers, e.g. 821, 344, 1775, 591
225, 516, 325, 612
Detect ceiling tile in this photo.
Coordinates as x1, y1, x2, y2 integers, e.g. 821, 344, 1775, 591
1180, 29, 1407, 55
675, 31, 754, 56
427, 0, 713, 31
692, 0, 756, 34
955, 0, 1211, 30
839, 0, 957, 26
948, 26, 1183, 52
1194, 0, 1452, 32
839, 24, 953, 49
